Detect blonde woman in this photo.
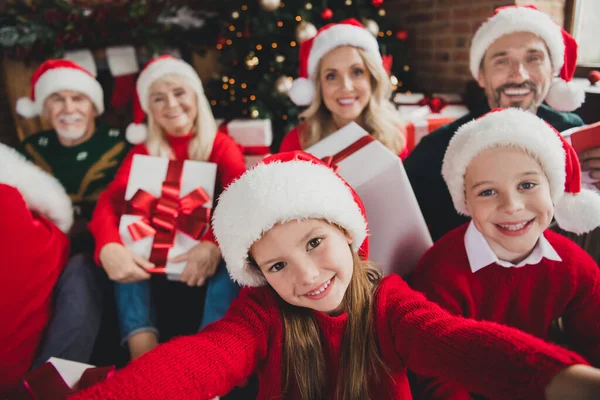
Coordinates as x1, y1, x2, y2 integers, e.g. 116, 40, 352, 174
90, 55, 246, 360
280, 19, 408, 159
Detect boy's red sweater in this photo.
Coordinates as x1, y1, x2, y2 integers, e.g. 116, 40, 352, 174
72, 275, 587, 400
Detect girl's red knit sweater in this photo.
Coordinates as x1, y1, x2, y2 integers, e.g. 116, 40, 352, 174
411, 223, 600, 399
72, 275, 587, 400
89, 131, 246, 263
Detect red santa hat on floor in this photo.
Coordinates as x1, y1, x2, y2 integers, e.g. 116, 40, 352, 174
470, 5, 584, 112
212, 151, 368, 287
442, 108, 600, 235
0, 143, 73, 233
126, 55, 204, 145
16, 59, 104, 118
288, 18, 382, 106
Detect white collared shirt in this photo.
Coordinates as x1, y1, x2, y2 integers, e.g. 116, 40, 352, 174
464, 221, 562, 273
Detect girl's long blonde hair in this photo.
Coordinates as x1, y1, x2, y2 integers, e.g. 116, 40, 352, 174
250, 247, 388, 400
145, 73, 217, 161
298, 47, 406, 155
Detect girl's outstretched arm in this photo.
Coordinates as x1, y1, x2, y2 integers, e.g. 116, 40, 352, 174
379, 275, 594, 400
70, 287, 273, 400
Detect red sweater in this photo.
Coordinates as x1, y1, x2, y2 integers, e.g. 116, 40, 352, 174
0, 185, 70, 395
89, 131, 246, 263
410, 223, 600, 400
71, 274, 587, 400
279, 124, 410, 160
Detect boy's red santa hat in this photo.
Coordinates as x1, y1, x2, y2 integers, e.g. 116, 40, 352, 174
212, 151, 368, 287
470, 5, 584, 112
16, 59, 104, 119
442, 108, 600, 235
288, 18, 382, 106
126, 55, 205, 145
0, 143, 73, 233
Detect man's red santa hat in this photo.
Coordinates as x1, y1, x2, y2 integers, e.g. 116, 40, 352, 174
470, 5, 585, 112
0, 143, 73, 233
288, 18, 382, 106
443, 108, 600, 235
125, 55, 205, 145
16, 59, 104, 118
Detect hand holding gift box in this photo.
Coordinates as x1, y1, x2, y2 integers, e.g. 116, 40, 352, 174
118, 155, 217, 281
218, 119, 273, 168
306, 123, 433, 277
8, 358, 114, 400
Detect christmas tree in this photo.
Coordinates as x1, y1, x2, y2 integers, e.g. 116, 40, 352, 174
207, 0, 414, 149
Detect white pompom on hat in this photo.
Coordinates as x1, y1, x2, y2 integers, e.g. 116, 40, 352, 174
126, 55, 204, 144
212, 151, 369, 287
288, 18, 382, 106
442, 108, 600, 235
470, 5, 585, 112
16, 59, 104, 118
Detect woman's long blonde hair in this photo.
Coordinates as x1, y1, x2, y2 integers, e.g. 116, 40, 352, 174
145, 73, 217, 161
298, 47, 406, 155
250, 246, 388, 400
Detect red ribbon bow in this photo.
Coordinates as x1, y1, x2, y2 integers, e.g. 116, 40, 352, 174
321, 135, 375, 172
417, 96, 448, 114
124, 160, 212, 267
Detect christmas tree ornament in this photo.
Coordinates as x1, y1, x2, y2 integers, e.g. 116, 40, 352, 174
345, 0, 352, 5
371, 0, 384, 7
259, 0, 281, 12
305, 3, 313, 10
232, 11, 240, 19
362, 18, 379, 37
321, 8, 333, 20
296, 21, 317, 43
378, 9, 386, 16
275, 75, 293, 94
396, 29, 408, 40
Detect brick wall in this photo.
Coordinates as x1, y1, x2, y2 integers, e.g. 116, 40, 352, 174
387, 0, 566, 93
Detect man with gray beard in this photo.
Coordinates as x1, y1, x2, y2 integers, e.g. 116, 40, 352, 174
405, 5, 588, 242
14, 59, 129, 368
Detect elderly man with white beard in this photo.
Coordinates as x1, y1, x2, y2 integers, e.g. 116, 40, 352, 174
14, 59, 129, 368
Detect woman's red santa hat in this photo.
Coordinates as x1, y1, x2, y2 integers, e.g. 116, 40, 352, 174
212, 151, 369, 287
16, 59, 104, 118
470, 5, 584, 112
288, 18, 382, 106
126, 55, 205, 145
442, 108, 600, 235
0, 143, 73, 233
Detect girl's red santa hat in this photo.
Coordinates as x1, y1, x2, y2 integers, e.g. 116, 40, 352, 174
288, 18, 382, 106
126, 55, 205, 144
470, 5, 584, 112
0, 143, 73, 233
442, 108, 600, 235
212, 151, 369, 287
16, 59, 104, 118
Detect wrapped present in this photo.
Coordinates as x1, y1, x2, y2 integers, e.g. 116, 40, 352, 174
219, 119, 273, 168
118, 155, 217, 281
405, 117, 455, 153
394, 92, 469, 121
562, 123, 600, 189
306, 123, 433, 277
8, 358, 114, 399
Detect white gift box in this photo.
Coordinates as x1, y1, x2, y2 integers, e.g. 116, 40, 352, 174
47, 357, 96, 389
395, 92, 469, 121
119, 155, 217, 281
218, 119, 273, 168
306, 123, 433, 277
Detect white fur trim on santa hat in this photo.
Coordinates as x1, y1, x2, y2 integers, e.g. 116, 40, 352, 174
16, 68, 104, 118
0, 143, 73, 233
288, 77, 315, 106
554, 189, 600, 234
136, 58, 203, 113
545, 78, 586, 112
442, 109, 566, 216
470, 7, 564, 79
307, 24, 382, 78
212, 160, 368, 287
126, 123, 148, 145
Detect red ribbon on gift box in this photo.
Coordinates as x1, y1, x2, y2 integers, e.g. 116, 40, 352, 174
242, 145, 271, 156
124, 160, 212, 270
321, 135, 375, 172
9, 363, 114, 399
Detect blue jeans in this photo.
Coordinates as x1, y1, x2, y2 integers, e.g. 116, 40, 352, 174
114, 260, 240, 344
31, 254, 106, 369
